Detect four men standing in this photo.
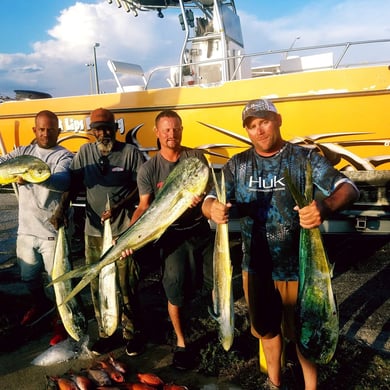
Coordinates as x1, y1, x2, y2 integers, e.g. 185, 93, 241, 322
2, 102, 359, 387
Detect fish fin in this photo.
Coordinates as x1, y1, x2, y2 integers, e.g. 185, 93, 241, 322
60, 264, 100, 304
48, 264, 91, 286
284, 168, 307, 208
208, 305, 219, 322
285, 161, 313, 207
304, 162, 313, 203
211, 167, 226, 204
211, 166, 222, 201
329, 261, 335, 278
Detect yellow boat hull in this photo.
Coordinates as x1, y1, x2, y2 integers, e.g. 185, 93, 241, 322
0, 65, 389, 170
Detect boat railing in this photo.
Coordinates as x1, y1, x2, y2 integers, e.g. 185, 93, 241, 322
111, 38, 390, 90
247, 38, 390, 73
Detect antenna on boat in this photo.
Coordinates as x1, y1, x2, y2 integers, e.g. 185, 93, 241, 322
284, 36, 301, 59
93, 43, 100, 94
85, 63, 95, 94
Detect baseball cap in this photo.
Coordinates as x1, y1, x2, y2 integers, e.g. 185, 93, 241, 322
89, 107, 116, 129
242, 99, 278, 127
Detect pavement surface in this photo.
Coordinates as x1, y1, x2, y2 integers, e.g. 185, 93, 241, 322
0, 189, 389, 389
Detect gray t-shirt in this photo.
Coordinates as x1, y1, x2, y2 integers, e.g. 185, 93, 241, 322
71, 141, 144, 236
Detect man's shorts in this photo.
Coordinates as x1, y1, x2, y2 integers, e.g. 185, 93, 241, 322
160, 222, 213, 307
242, 270, 298, 340
17, 234, 57, 282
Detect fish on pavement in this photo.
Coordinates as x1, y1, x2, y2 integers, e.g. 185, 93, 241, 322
52, 226, 87, 341
31, 338, 82, 366
208, 168, 234, 351
51, 157, 210, 304
284, 162, 339, 364
0, 155, 51, 184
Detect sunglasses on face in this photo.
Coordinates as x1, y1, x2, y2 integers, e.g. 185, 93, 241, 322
99, 156, 109, 175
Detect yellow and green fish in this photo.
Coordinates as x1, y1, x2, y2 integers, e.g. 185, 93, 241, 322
209, 168, 234, 351
51, 226, 86, 341
284, 162, 339, 364
0, 155, 51, 185
99, 197, 119, 337
51, 157, 210, 305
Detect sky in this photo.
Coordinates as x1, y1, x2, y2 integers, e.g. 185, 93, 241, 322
0, 0, 389, 98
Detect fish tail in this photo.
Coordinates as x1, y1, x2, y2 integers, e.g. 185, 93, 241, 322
60, 263, 100, 304
208, 305, 219, 322
48, 264, 92, 286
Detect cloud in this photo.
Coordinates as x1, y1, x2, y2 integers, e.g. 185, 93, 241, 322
240, 0, 390, 51
0, 1, 182, 97
239, 0, 390, 68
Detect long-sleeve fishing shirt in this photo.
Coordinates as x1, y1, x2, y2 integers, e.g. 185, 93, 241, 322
0, 144, 73, 240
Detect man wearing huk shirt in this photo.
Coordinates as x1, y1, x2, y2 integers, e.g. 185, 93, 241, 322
202, 99, 359, 390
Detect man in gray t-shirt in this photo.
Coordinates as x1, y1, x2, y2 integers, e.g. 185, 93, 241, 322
129, 110, 213, 370
52, 108, 145, 356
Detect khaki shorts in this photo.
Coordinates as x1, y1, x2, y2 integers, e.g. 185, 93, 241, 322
242, 270, 298, 341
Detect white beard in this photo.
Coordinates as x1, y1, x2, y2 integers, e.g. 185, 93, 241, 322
97, 139, 114, 156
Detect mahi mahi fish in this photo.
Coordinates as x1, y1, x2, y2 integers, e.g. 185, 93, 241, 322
99, 197, 119, 337
51, 157, 210, 304
284, 163, 339, 364
51, 226, 87, 341
209, 168, 234, 351
0, 155, 51, 185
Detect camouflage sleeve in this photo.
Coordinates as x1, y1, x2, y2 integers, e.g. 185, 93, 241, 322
308, 149, 352, 196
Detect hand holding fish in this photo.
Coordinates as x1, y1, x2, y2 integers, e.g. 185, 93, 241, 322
50, 207, 69, 230
189, 193, 205, 208
121, 248, 133, 258
100, 209, 112, 224
16, 176, 27, 185
0, 155, 51, 185
108, 235, 133, 259
204, 198, 232, 224
101, 204, 122, 224
294, 200, 323, 229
